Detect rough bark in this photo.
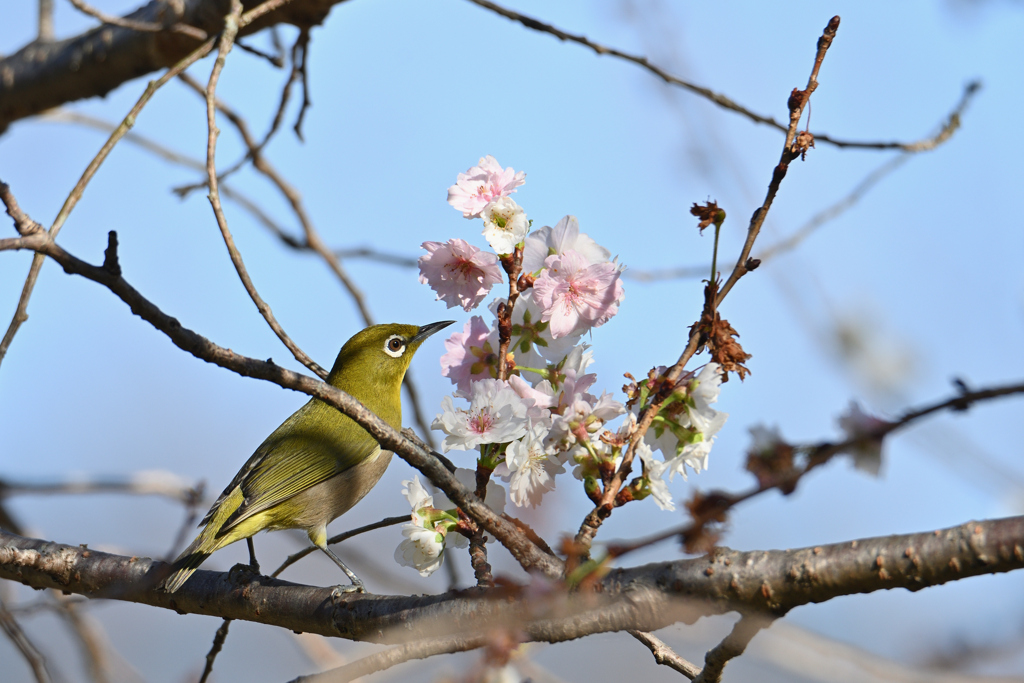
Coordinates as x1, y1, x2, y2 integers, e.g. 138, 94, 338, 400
0, 0, 346, 132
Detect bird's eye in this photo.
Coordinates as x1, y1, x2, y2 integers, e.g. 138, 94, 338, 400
383, 335, 406, 358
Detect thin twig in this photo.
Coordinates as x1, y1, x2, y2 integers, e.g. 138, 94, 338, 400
203, 2, 329, 380
0, 595, 52, 683
628, 630, 700, 679
692, 615, 768, 683
270, 515, 409, 578
290, 633, 490, 683
198, 618, 232, 683
54, 596, 110, 683
468, 0, 967, 152
292, 28, 312, 140
574, 16, 843, 556
66, 0, 208, 41
38, 0, 54, 41
0, 0, 295, 372
235, 39, 286, 68
625, 80, 979, 282
0, 472, 202, 506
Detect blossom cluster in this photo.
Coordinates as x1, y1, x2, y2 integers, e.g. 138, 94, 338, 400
398, 156, 726, 576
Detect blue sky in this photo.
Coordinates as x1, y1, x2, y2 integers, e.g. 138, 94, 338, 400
2, 1, 1023, 681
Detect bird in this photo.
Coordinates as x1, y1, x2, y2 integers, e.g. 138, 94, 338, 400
161, 320, 454, 594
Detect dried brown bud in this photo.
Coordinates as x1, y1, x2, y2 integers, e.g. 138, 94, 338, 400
745, 257, 761, 271
689, 200, 726, 233
792, 130, 816, 161
788, 88, 807, 113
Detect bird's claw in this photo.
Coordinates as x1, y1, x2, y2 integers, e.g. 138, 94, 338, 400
330, 583, 367, 603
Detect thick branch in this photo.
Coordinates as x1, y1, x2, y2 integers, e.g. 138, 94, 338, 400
0, 0, 343, 131
2, 517, 1022, 643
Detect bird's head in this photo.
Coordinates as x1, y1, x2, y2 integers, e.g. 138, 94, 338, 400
327, 321, 455, 392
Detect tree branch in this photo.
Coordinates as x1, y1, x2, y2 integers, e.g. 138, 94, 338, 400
0, 595, 52, 683
628, 630, 701, 679
0, 0, 338, 131
466, 1, 965, 152
2, 516, 1022, 644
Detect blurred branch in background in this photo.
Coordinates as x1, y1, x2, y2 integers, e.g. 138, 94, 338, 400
0, 594, 52, 683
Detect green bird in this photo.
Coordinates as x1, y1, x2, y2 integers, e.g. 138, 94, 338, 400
162, 321, 454, 594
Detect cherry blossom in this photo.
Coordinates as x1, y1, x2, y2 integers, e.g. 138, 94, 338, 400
481, 197, 529, 254
432, 379, 530, 452
549, 390, 625, 447
489, 291, 583, 374
395, 475, 457, 577
394, 524, 445, 576
439, 316, 500, 392
532, 249, 625, 338
637, 438, 676, 511
501, 423, 565, 508
522, 215, 611, 273
419, 239, 503, 311
447, 155, 526, 219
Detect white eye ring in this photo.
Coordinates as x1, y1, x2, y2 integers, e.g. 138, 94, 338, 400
383, 334, 407, 358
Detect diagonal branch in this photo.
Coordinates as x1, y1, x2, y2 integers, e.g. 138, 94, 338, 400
575, 16, 842, 556
291, 633, 491, 683
629, 630, 701, 679
467, 0, 967, 152
0, 595, 52, 683
202, 0, 330, 379
691, 615, 768, 683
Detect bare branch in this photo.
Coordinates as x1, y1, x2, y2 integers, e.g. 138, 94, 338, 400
0, 472, 202, 506
54, 597, 111, 683
292, 633, 490, 683
575, 16, 843, 556
271, 515, 409, 578
0, 595, 52, 683
628, 630, 701, 679
67, 0, 209, 41
203, 1, 329, 380
692, 615, 768, 683
467, 1, 967, 152
198, 618, 232, 683
2, 516, 1023, 644
0, 0, 318, 130
38, 0, 55, 42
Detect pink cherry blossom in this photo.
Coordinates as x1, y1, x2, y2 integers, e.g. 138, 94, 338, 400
522, 215, 611, 273
439, 316, 500, 392
532, 249, 625, 339
419, 239, 503, 312
447, 155, 526, 219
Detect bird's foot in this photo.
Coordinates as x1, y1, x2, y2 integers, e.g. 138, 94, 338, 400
330, 581, 367, 603
228, 562, 262, 585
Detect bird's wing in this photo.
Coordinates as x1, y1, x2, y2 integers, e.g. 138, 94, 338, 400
215, 432, 381, 537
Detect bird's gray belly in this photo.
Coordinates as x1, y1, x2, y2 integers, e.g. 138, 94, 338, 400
281, 448, 394, 530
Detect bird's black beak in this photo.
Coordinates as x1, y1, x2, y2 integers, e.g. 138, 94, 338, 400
412, 320, 455, 344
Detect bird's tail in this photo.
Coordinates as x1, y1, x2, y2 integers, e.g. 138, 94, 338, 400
159, 528, 216, 593
161, 486, 248, 593
161, 535, 213, 593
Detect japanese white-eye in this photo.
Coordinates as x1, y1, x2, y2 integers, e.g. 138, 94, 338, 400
162, 321, 454, 594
